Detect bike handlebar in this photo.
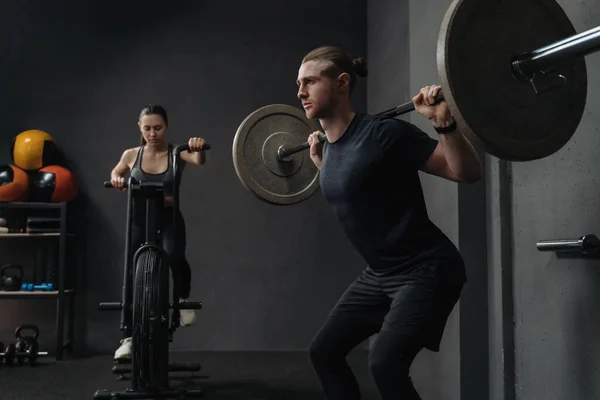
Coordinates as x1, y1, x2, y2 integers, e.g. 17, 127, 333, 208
173, 142, 212, 155
104, 142, 211, 189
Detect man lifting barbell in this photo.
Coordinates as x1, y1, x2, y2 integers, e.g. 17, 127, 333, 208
229, 0, 599, 397
298, 46, 481, 400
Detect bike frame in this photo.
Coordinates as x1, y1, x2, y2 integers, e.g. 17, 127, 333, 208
120, 144, 187, 338
96, 143, 206, 399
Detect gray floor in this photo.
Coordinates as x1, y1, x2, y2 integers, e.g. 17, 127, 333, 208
0, 350, 380, 399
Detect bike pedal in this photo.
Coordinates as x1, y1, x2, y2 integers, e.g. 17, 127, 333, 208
177, 301, 203, 310
113, 365, 132, 374
168, 362, 202, 372
98, 302, 123, 311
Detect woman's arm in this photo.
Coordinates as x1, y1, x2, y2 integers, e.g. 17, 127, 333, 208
111, 148, 136, 180
179, 137, 207, 165
180, 150, 205, 165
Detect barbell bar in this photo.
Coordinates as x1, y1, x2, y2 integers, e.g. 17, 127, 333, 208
512, 25, 600, 83
231, 0, 597, 205
276, 93, 446, 161
0, 344, 48, 365
276, 22, 600, 162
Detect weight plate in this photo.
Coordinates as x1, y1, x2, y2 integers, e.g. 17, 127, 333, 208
437, 0, 587, 161
232, 104, 321, 205
15, 340, 27, 365
4, 343, 15, 365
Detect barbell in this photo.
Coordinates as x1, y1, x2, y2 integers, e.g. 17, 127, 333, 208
231, 0, 599, 206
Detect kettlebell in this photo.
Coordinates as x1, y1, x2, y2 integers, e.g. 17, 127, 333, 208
0, 265, 23, 291
15, 325, 40, 343
15, 325, 40, 365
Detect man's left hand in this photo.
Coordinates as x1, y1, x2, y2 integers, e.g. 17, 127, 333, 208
413, 85, 454, 127
188, 137, 206, 152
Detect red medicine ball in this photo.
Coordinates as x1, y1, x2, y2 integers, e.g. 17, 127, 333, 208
29, 165, 78, 203
0, 165, 30, 202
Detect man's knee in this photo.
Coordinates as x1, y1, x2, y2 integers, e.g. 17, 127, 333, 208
369, 350, 405, 382
368, 332, 418, 382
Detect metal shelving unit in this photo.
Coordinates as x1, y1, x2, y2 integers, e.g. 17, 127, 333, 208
0, 201, 76, 361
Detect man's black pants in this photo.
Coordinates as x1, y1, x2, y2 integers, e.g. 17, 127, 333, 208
309, 262, 464, 399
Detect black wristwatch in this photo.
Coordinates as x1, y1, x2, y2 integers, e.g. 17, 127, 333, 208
434, 119, 457, 134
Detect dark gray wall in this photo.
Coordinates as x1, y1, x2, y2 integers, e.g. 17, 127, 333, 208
500, 1, 600, 399
0, 0, 368, 354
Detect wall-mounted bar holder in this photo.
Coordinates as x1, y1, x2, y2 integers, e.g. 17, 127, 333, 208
537, 234, 600, 258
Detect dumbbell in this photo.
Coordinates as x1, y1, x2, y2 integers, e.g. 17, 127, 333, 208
21, 283, 54, 292
0, 342, 48, 366
0, 342, 16, 365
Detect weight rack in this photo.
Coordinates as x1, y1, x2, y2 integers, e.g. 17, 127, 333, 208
0, 201, 77, 361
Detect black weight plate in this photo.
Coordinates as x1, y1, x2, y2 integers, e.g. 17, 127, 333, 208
437, 0, 587, 161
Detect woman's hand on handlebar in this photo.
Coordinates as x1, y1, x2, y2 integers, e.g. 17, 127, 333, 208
188, 137, 206, 152
111, 175, 127, 191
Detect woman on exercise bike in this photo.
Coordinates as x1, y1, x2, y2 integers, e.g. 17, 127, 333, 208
109, 104, 207, 361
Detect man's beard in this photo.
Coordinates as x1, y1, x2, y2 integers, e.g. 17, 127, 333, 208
310, 98, 335, 120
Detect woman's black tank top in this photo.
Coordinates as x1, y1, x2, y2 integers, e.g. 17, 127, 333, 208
129, 144, 176, 198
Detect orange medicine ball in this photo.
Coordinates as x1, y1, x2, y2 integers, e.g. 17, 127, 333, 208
11, 130, 60, 171
0, 165, 30, 202
29, 165, 78, 203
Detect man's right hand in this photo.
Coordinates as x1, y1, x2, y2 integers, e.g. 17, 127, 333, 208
111, 175, 126, 191
308, 131, 325, 169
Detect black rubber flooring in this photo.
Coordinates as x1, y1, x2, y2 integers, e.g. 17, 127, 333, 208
0, 350, 380, 399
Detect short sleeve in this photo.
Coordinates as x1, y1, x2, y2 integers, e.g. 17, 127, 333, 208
374, 117, 439, 169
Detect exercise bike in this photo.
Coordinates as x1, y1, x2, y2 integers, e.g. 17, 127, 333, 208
94, 143, 210, 399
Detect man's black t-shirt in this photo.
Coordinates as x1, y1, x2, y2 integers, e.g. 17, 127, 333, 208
320, 113, 466, 282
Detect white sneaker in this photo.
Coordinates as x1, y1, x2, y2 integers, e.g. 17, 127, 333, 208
179, 298, 197, 327
114, 337, 132, 361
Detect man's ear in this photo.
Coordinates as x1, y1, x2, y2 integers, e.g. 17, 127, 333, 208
337, 72, 351, 90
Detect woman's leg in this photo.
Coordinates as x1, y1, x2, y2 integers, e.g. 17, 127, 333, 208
114, 207, 145, 360
161, 210, 191, 297
161, 209, 195, 325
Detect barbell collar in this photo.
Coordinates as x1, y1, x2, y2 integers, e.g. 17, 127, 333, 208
277, 142, 310, 161
512, 25, 600, 82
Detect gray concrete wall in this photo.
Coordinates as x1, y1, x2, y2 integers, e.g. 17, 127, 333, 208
504, 1, 600, 399
0, 0, 368, 354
